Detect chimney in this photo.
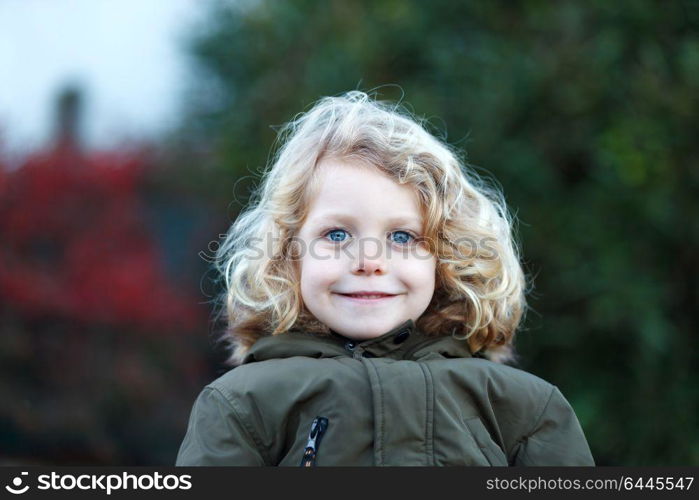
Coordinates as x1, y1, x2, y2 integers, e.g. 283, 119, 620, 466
54, 85, 83, 153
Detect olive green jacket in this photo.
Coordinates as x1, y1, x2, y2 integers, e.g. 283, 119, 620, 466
176, 319, 594, 466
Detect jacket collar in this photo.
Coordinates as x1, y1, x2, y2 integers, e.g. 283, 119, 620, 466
242, 318, 476, 364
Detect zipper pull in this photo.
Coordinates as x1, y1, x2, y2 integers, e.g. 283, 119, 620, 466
299, 416, 329, 467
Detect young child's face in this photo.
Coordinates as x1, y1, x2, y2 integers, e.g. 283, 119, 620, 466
297, 157, 436, 341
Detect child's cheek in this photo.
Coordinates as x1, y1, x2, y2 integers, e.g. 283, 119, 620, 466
413, 242, 436, 261
405, 244, 436, 271
404, 251, 437, 293
300, 246, 344, 291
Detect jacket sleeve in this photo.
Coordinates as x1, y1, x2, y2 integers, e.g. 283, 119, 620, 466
513, 385, 595, 466
175, 386, 268, 466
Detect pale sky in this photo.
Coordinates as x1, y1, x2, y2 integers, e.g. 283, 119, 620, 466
0, 0, 207, 157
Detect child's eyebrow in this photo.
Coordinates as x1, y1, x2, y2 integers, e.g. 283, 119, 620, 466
309, 212, 423, 229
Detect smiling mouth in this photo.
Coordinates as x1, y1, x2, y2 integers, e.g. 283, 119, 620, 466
334, 293, 399, 302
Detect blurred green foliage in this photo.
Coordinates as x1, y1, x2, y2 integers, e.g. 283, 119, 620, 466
178, 0, 699, 465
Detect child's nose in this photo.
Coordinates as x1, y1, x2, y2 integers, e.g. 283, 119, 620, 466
351, 238, 387, 275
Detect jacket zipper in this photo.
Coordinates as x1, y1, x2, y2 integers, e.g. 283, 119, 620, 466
299, 416, 329, 467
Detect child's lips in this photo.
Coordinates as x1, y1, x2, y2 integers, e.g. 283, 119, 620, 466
333, 292, 400, 304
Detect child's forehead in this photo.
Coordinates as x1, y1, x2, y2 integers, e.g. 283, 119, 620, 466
306, 159, 427, 223
306, 210, 424, 229
311, 157, 419, 195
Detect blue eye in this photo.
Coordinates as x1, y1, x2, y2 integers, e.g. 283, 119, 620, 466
391, 231, 414, 245
323, 228, 415, 245
325, 229, 349, 242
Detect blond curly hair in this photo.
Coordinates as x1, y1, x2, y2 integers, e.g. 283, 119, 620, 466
214, 91, 528, 365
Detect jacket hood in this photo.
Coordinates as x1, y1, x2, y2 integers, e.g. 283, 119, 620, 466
242, 318, 478, 364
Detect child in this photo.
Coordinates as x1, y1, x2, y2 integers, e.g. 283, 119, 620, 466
176, 91, 595, 466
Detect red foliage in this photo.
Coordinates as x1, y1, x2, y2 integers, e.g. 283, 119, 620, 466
0, 144, 202, 333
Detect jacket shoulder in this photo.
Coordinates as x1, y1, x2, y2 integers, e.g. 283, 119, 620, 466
427, 357, 556, 403
426, 358, 593, 465
208, 356, 353, 399
206, 357, 366, 430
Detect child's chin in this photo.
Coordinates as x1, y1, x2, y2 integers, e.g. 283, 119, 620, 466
333, 321, 396, 341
